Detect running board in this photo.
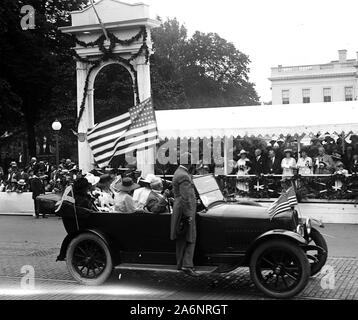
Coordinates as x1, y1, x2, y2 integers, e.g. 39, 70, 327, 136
115, 264, 217, 273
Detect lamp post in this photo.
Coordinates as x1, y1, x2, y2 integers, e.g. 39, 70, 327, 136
51, 120, 62, 166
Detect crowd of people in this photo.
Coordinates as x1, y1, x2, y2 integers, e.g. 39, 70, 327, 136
229, 146, 358, 192
0, 157, 79, 193
231, 147, 358, 177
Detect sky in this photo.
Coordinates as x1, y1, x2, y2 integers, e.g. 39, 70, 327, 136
125, 0, 358, 102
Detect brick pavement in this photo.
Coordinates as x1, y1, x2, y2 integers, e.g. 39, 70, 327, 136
0, 217, 357, 300
0, 247, 357, 300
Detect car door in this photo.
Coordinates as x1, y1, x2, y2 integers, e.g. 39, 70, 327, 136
115, 212, 176, 265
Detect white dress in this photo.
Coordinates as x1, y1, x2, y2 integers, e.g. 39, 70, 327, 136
236, 158, 250, 192
281, 157, 297, 177
297, 157, 313, 175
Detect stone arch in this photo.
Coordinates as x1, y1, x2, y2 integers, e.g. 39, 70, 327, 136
89, 61, 136, 124
60, 0, 160, 175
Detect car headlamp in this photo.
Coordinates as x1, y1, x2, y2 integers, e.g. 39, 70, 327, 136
296, 224, 304, 237
305, 218, 312, 236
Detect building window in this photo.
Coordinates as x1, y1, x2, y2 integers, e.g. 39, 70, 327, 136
323, 88, 331, 102
282, 90, 290, 104
302, 89, 310, 103
345, 87, 353, 101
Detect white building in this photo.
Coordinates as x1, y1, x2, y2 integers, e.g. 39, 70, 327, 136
270, 50, 358, 105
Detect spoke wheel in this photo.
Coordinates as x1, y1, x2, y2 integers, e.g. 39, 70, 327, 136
307, 228, 328, 276
250, 240, 310, 299
66, 233, 113, 285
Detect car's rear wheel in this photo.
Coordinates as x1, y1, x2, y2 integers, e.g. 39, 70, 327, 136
307, 228, 328, 276
250, 239, 310, 299
66, 233, 113, 285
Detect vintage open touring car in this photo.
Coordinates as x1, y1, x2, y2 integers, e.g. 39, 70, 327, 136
41, 174, 327, 299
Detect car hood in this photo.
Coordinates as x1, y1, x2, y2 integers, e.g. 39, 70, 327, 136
204, 202, 292, 221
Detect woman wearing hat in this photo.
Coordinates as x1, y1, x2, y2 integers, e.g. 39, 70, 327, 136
73, 177, 99, 211
114, 177, 140, 213
96, 174, 115, 211
235, 150, 251, 193
281, 149, 297, 177
297, 149, 313, 175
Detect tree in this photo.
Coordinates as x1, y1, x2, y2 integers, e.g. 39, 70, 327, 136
0, 0, 86, 158
151, 18, 260, 110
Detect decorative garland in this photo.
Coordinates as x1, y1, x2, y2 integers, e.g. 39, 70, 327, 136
218, 174, 358, 200
69, 26, 150, 130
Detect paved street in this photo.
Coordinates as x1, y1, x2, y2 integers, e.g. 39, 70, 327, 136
0, 215, 357, 300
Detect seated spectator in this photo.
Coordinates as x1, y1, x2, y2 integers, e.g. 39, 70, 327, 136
145, 176, 169, 214
350, 153, 358, 174
73, 177, 99, 211
297, 149, 313, 175
113, 177, 140, 213
281, 149, 297, 177
334, 162, 349, 177
314, 147, 334, 174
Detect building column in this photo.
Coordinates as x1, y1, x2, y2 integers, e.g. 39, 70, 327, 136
135, 55, 156, 177
77, 61, 95, 173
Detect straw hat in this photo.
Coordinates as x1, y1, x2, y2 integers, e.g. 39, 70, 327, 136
114, 177, 140, 192
85, 173, 100, 186
17, 179, 27, 186
238, 149, 248, 156
284, 148, 293, 154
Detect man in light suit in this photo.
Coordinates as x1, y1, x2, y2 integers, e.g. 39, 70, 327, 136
170, 153, 198, 277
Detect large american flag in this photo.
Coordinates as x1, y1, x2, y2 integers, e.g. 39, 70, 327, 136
87, 98, 159, 168
267, 187, 298, 219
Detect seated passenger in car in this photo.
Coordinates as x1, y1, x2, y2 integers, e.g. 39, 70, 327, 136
133, 174, 156, 209
73, 177, 99, 211
113, 177, 140, 213
145, 176, 169, 214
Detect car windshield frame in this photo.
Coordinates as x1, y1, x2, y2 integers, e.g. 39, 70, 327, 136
192, 175, 225, 208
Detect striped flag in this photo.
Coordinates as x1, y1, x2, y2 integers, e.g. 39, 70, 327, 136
286, 186, 298, 206
267, 187, 298, 219
87, 98, 159, 168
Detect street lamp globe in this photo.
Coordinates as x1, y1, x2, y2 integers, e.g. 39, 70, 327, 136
52, 120, 62, 131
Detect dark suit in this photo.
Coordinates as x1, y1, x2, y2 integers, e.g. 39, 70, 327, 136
30, 176, 45, 217
251, 155, 266, 175
350, 160, 358, 174
170, 166, 197, 269
266, 157, 282, 174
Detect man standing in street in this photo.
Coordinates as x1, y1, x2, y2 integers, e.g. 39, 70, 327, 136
170, 153, 198, 277
29, 169, 46, 218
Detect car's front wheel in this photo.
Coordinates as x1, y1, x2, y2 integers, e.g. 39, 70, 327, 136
250, 239, 310, 299
66, 233, 113, 285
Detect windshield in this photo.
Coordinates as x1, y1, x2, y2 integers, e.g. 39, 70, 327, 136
192, 175, 225, 208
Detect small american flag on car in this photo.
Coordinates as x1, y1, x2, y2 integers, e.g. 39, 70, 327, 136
87, 98, 159, 168
268, 187, 298, 219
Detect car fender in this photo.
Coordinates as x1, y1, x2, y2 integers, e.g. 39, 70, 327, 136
56, 229, 120, 265
244, 229, 307, 263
